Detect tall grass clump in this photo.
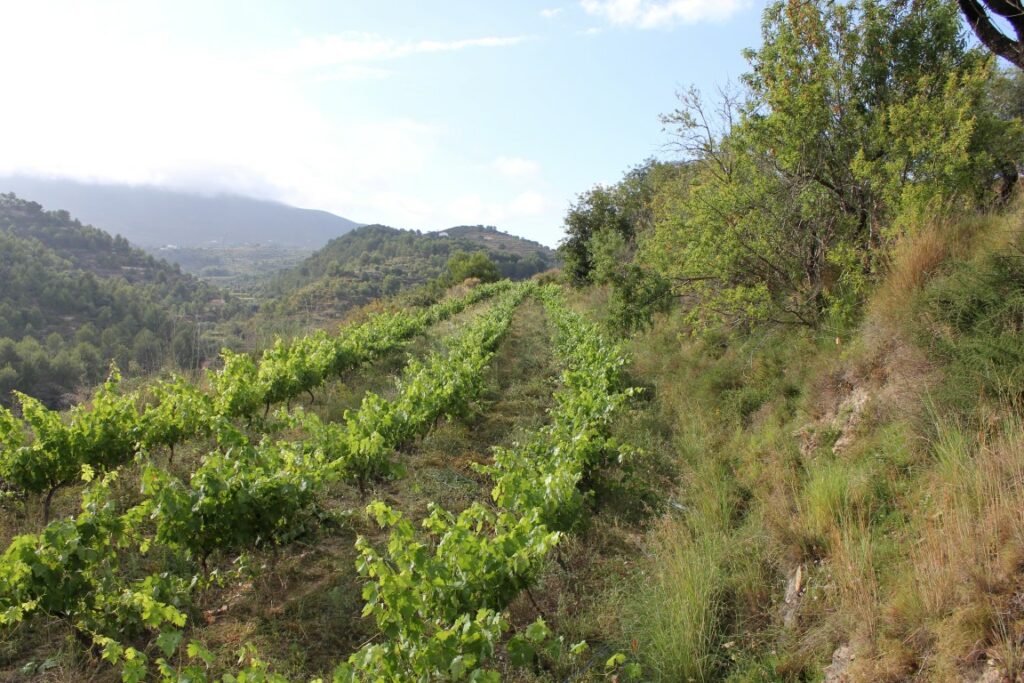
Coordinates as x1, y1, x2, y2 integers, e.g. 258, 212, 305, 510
621, 519, 728, 682
872, 413, 1024, 679
915, 227, 1024, 417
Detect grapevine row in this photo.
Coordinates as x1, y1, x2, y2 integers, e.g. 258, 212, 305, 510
335, 284, 640, 681
0, 281, 510, 522
117, 285, 634, 682
211, 280, 511, 420
141, 283, 530, 567
0, 284, 532, 674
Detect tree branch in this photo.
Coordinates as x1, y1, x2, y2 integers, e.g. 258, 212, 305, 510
959, 0, 1024, 69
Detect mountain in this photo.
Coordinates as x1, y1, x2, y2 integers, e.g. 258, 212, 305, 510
264, 224, 557, 320
0, 193, 241, 406
0, 176, 362, 248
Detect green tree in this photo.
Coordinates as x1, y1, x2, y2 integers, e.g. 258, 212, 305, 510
985, 65, 1024, 198
132, 329, 163, 372
445, 251, 500, 284
559, 160, 662, 285
560, 185, 622, 285
643, 0, 1023, 328
558, 162, 675, 330
0, 366, 16, 400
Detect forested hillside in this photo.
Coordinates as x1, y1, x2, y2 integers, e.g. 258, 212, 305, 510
0, 194, 242, 406
264, 223, 555, 319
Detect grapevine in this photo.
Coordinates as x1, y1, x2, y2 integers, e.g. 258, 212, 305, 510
0, 283, 642, 682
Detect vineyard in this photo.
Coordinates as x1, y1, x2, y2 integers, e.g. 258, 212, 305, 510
0, 282, 647, 682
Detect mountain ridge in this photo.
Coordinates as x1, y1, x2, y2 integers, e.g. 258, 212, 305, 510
0, 176, 363, 248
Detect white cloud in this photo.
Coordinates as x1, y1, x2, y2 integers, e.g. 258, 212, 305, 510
0, 4, 565, 246
540, 7, 564, 18
580, 0, 750, 28
445, 191, 551, 226
310, 64, 393, 82
509, 191, 549, 215
268, 33, 533, 73
490, 156, 541, 178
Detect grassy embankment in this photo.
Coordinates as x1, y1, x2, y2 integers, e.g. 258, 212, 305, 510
574, 203, 1024, 681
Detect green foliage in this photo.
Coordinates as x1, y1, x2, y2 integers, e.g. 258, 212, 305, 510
336, 502, 557, 681
987, 64, 1024, 123
139, 376, 214, 456
559, 160, 662, 285
334, 285, 640, 681
559, 161, 674, 331
0, 284, 535, 680
0, 367, 139, 520
0, 281, 514, 534
0, 476, 188, 639
444, 250, 500, 284
142, 437, 325, 562
333, 609, 507, 683
0, 282, 642, 682
266, 224, 554, 319
633, 0, 1024, 328
358, 502, 558, 627
209, 280, 513, 421
482, 286, 638, 529
209, 349, 263, 418
561, 184, 625, 285
313, 282, 528, 490
916, 234, 1024, 411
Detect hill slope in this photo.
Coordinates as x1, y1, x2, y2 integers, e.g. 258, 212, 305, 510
563, 206, 1024, 682
0, 176, 361, 248
432, 224, 555, 257
0, 193, 240, 406
264, 223, 557, 319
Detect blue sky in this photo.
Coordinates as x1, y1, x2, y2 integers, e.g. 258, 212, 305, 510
0, 1, 767, 246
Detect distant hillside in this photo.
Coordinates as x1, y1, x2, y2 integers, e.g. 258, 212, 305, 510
431, 225, 554, 257
0, 193, 241, 406
0, 176, 362, 248
265, 224, 556, 320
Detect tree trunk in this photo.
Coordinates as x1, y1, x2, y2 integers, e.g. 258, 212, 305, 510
958, 0, 1024, 70
1000, 161, 1019, 203
43, 483, 62, 525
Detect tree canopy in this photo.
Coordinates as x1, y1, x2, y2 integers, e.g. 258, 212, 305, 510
562, 0, 1024, 331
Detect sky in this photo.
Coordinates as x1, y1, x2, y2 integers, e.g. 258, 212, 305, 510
0, 0, 768, 247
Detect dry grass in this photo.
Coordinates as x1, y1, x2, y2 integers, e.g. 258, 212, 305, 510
871, 222, 954, 322
876, 416, 1024, 680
